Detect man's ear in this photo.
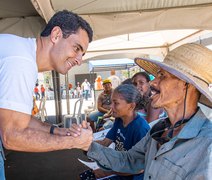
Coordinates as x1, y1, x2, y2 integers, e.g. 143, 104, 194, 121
50, 26, 63, 43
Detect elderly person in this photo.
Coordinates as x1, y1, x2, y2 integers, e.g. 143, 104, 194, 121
86, 43, 212, 179
87, 79, 113, 131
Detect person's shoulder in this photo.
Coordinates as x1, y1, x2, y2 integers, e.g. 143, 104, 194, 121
134, 114, 150, 129
0, 34, 34, 44
99, 91, 105, 97
0, 34, 36, 59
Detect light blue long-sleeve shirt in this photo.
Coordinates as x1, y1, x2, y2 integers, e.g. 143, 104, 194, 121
88, 108, 212, 180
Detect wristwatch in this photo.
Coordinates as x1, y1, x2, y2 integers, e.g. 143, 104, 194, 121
50, 125, 57, 134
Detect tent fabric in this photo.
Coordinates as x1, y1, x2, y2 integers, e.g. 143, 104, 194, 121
1, 0, 212, 60
1, 0, 212, 39
89, 59, 135, 72
29, 0, 212, 40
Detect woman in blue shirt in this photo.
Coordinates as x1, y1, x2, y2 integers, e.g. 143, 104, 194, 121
94, 84, 150, 180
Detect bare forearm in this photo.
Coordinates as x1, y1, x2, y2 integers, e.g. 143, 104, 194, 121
0, 109, 93, 153
29, 116, 68, 136
4, 127, 77, 152
29, 116, 51, 132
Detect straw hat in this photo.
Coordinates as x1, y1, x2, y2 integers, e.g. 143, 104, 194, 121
135, 43, 212, 108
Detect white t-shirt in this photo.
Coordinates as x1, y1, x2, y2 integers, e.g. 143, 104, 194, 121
108, 75, 121, 89
82, 81, 90, 91
0, 34, 38, 114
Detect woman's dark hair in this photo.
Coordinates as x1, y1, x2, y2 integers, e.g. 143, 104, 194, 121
132, 72, 150, 82
121, 78, 132, 85
113, 84, 143, 110
41, 10, 93, 42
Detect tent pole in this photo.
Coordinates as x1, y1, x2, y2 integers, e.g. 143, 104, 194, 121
52, 70, 63, 124
65, 73, 70, 115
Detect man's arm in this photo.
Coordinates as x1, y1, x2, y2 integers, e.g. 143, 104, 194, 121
29, 116, 80, 137
87, 133, 150, 174
0, 108, 93, 152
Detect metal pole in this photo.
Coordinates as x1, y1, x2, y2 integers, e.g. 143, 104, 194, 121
65, 73, 70, 115
52, 70, 63, 124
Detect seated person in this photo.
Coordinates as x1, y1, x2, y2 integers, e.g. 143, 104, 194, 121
93, 84, 150, 180
87, 79, 113, 131
87, 43, 212, 180
132, 72, 166, 123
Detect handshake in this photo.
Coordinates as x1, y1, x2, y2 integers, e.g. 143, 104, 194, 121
66, 120, 93, 151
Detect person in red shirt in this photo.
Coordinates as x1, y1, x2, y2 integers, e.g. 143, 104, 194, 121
34, 86, 40, 100
40, 84, 45, 99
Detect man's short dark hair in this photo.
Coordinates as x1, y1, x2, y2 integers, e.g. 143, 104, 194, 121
41, 10, 93, 42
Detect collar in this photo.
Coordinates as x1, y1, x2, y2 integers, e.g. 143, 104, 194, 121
150, 107, 207, 144
177, 108, 208, 139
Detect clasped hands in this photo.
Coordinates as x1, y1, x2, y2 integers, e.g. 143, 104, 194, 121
67, 120, 93, 151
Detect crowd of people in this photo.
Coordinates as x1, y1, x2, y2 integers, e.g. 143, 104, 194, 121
0, 8, 211, 180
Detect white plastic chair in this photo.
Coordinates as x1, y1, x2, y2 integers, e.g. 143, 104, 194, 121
63, 97, 84, 128
37, 97, 48, 122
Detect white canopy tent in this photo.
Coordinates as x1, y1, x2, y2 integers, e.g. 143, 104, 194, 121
1, 0, 211, 119
89, 59, 135, 72
1, 0, 212, 60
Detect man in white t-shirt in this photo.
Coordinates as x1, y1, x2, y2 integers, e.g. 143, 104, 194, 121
108, 69, 121, 88
0, 10, 93, 179
81, 79, 91, 100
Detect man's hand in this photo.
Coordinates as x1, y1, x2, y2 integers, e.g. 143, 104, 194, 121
67, 123, 82, 137
74, 125, 93, 151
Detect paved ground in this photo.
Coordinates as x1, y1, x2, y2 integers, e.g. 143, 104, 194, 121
5, 149, 89, 180
39, 97, 95, 117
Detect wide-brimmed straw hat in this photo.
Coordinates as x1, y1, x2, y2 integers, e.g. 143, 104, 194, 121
135, 43, 212, 108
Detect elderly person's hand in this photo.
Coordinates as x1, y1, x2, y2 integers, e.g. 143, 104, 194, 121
66, 120, 90, 137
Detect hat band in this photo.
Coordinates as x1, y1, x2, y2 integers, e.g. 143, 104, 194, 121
193, 75, 209, 86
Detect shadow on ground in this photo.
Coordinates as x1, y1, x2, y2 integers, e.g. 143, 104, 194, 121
5, 149, 89, 180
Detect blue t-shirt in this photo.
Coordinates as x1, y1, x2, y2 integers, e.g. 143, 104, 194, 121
106, 113, 150, 180
106, 113, 150, 151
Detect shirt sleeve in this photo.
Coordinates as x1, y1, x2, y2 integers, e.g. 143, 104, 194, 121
0, 57, 37, 114
87, 132, 151, 174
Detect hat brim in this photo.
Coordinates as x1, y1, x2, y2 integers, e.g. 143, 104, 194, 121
103, 82, 111, 85
135, 57, 212, 108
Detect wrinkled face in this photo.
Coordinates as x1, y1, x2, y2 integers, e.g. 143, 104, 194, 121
50, 28, 89, 74
132, 74, 150, 96
111, 92, 133, 118
103, 83, 112, 92
150, 69, 186, 109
